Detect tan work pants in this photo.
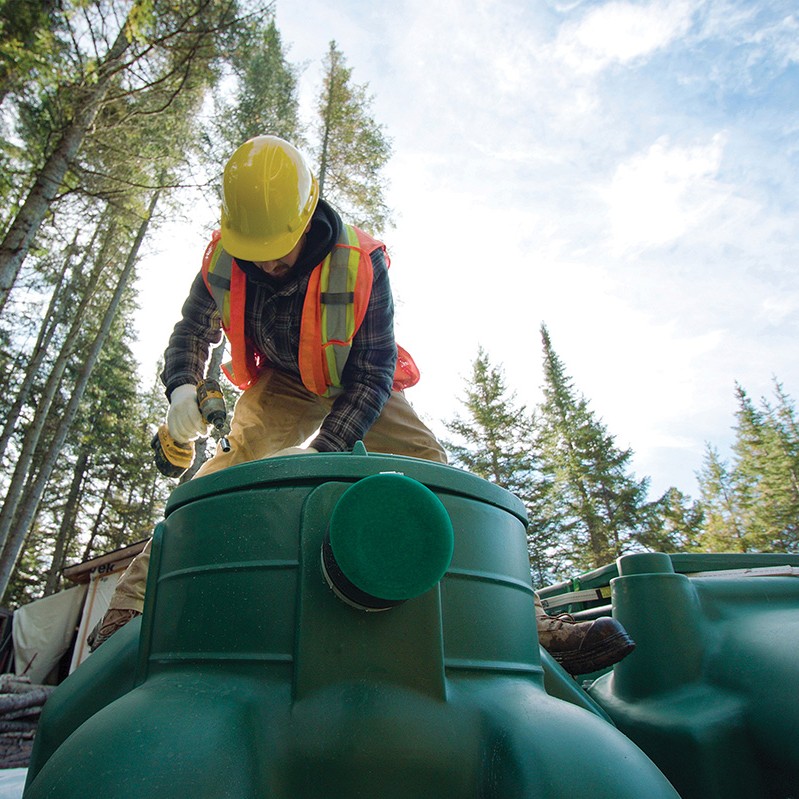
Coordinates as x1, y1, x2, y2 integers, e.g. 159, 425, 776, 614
109, 367, 447, 613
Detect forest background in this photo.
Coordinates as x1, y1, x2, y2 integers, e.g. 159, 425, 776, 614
0, 0, 797, 606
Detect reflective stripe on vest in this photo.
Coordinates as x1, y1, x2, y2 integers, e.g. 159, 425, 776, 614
323, 225, 361, 385
204, 239, 231, 321
299, 224, 374, 396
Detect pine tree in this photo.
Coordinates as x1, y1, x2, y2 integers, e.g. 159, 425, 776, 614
313, 41, 393, 233
0, 190, 163, 601
730, 385, 775, 550
2, 308, 171, 605
200, 11, 302, 217
535, 325, 651, 572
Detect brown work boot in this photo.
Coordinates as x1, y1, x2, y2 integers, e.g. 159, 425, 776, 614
87, 608, 141, 652
537, 612, 635, 675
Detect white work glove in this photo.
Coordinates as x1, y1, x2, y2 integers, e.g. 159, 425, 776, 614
167, 384, 206, 442
268, 446, 319, 458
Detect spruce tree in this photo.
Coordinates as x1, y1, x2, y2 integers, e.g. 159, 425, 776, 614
697, 444, 749, 551
637, 487, 704, 553
313, 41, 393, 233
764, 382, 799, 550
535, 324, 650, 572
443, 347, 562, 585
444, 347, 534, 491
218, 16, 302, 146
696, 381, 799, 553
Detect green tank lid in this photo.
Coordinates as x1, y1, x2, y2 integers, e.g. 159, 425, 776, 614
324, 473, 454, 606
164, 443, 528, 525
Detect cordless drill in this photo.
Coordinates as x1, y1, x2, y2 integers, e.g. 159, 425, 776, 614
151, 378, 231, 478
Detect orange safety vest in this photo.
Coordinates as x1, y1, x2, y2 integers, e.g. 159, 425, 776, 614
201, 225, 420, 395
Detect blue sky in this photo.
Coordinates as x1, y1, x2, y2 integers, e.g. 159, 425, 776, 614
134, 0, 799, 499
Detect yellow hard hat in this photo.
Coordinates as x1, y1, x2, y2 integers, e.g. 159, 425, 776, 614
220, 135, 320, 261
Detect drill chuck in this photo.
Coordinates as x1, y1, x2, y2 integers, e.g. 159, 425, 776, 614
198, 379, 231, 452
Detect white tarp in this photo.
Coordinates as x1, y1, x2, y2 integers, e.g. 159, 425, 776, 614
69, 573, 118, 672
0, 768, 26, 798
12, 586, 86, 684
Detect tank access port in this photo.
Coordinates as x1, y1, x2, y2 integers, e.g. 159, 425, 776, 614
321, 473, 454, 611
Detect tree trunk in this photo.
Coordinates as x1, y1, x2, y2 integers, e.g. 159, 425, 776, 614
43, 448, 90, 596
0, 270, 65, 462
0, 356, 74, 564
0, 21, 131, 313
0, 228, 92, 461
316, 43, 337, 197
0, 189, 160, 601
0, 231, 116, 556
80, 464, 117, 563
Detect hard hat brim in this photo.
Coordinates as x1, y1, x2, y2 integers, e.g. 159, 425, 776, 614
221, 218, 308, 262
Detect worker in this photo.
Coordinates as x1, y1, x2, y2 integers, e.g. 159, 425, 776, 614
89, 135, 634, 676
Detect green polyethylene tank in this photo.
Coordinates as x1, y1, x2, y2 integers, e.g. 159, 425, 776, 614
588, 551, 799, 799
25, 447, 678, 798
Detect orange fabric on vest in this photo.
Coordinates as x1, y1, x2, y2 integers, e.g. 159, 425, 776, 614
202, 230, 260, 390
201, 226, 420, 395
297, 262, 329, 394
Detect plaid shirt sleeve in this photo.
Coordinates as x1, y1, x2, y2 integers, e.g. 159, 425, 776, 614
310, 247, 397, 452
160, 271, 223, 398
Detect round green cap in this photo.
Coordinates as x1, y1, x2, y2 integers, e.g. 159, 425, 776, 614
328, 473, 454, 601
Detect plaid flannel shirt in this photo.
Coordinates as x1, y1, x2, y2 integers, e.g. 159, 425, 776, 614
161, 202, 397, 452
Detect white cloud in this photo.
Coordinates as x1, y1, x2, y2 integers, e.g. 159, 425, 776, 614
702, 4, 799, 65
553, 0, 697, 74
764, 13, 799, 65
605, 133, 729, 254
759, 295, 799, 326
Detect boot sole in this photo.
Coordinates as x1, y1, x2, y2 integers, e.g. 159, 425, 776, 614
551, 631, 636, 676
